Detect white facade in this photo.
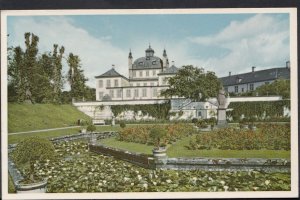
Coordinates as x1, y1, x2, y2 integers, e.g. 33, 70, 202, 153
95, 46, 177, 102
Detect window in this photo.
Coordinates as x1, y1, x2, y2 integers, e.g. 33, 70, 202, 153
152, 61, 156, 65
109, 90, 114, 98
142, 88, 147, 97
250, 84, 254, 91
130, 83, 133, 86
152, 70, 156, 76
117, 89, 122, 98
150, 82, 154, 86
143, 83, 147, 86
126, 89, 131, 98
134, 89, 139, 97
153, 88, 157, 97
106, 80, 111, 87
137, 83, 140, 86
133, 71, 136, 77
99, 92, 104, 100
234, 86, 238, 93
198, 111, 202, 117
139, 71, 143, 77
98, 80, 103, 88
241, 88, 244, 92
146, 70, 149, 77
114, 79, 119, 87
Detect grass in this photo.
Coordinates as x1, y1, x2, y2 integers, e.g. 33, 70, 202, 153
8, 124, 138, 144
100, 135, 290, 159
8, 103, 91, 132
167, 134, 290, 159
8, 173, 16, 193
100, 137, 154, 154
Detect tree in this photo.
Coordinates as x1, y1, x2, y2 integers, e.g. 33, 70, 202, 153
12, 136, 56, 182
67, 53, 88, 101
52, 44, 65, 103
255, 79, 290, 99
160, 65, 222, 101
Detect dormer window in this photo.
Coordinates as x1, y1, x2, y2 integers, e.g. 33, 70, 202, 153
236, 77, 242, 83
139, 62, 143, 65
152, 61, 156, 65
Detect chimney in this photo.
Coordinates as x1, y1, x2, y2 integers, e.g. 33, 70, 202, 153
229, 72, 231, 76
286, 61, 290, 69
172, 61, 175, 66
252, 66, 256, 72
112, 64, 115, 69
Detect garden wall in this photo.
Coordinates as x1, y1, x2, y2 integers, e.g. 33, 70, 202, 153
89, 144, 156, 169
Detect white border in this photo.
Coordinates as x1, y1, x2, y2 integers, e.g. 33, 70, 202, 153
1, 8, 298, 199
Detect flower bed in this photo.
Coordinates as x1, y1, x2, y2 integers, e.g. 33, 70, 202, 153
117, 123, 198, 145
10, 140, 291, 192
188, 124, 290, 150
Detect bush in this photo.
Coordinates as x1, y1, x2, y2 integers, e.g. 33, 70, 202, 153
117, 123, 198, 145
149, 126, 168, 148
196, 120, 208, 128
87, 124, 96, 133
119, 121, 126, 128
191, 118, 198, 124
12, 136, 56, 182
188, 124, 290, 150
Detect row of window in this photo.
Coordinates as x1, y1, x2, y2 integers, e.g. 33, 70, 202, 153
99, 88, 159, 99
233, 83, 255, 93
98, 79, 119, 88
132, 70, 160, 78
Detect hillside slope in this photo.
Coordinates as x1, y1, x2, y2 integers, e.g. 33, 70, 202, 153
8, 103, 91, 132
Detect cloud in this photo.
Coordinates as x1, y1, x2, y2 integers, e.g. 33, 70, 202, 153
187, 14, 290, 76
9, 16, 127, 88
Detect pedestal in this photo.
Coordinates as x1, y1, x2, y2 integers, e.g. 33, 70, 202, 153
217, 108, 228, 128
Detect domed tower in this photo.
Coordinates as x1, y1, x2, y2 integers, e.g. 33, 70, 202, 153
145, 44, 154, 58
128, 49, 133, 78
162, 48, 169, 71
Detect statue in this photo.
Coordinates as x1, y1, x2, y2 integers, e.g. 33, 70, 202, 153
217, 88, 227, 109
217, 87, 228, 127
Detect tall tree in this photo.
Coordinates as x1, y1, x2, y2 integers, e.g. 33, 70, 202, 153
160, 65, 222, 102
23, 32, 39, 103
52, 44, 65, 103
67, 53, 88, 101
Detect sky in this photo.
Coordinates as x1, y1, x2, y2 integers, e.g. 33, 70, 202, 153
7, 13, 290, 89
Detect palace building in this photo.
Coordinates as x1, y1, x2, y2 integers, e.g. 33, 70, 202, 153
95, 45, 178, 101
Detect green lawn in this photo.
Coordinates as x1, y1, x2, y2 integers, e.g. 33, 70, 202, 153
8, 124, 138, 144
8, 103, 91, 132
8, 173, 16, 193
100, 135, 290, 159
100, 137, 154, 154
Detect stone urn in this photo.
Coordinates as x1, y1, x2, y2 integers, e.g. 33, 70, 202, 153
152, 147, 167, 158
15, 179, 47, 193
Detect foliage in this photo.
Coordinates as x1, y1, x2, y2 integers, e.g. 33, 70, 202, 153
227, 100, 290, 120
67, 53, 89, 101
117, 123, 197, 145
160, 65, 222, 101
188, 124, 290, 150
86, 124, 96, 133
191, 118, 198, 124
149, 126, 168, 148
12, 136, 56, 181
11, 141, 291, 192
8, 173, 16, 193
7, 32, 93, 104
255, 79, 290, 99
111, 101, 171, 120
119, 121, 126, 128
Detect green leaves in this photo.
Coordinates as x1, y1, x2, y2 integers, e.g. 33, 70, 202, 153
161, 65, 221, 101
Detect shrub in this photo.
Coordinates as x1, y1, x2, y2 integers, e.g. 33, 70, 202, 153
196, 120, 208, 128
87, 124, 96, 133
12, 136, 56, 182
191, 118, 198, 124
188, 124, 290, 150
149, 126, 168, 148
119, 121, 126, 128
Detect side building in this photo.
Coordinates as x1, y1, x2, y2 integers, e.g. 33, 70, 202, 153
219, 61, 290, 95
